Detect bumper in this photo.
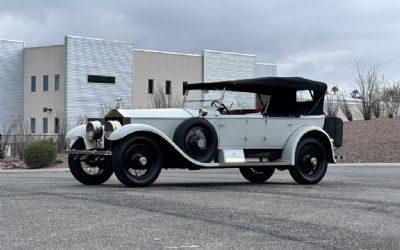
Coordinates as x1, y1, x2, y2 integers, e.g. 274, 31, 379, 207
65, 149, 112, 156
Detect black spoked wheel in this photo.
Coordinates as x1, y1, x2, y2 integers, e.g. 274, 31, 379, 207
68, 139, 113, 185
113, 135, 162, 187
289, 137, 328, 184
184, 126, 208, 159
173, 118, 218, 163
240, 167, 275, 183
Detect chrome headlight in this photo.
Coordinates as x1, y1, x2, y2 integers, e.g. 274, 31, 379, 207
104, 120, 121, 139
86, 120, 103, 140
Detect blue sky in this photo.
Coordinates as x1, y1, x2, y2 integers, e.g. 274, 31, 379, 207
1, 0, 400, 90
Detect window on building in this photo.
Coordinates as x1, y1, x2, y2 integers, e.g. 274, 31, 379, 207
43, 75, 48, 91
54, 118, 59, 134
43, 118, 48, 134
31, 76, 36, 92
182, 81, 188, 95
88, 75, 115, 84
148, 79, 154, 94
30, 118, 36, 134
166, 80, 171, 95
55, 74, 60, 91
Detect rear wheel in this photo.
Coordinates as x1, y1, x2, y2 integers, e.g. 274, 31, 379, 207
68, 139, 113, 185
289, 137, 328, 184
240, 167, 275, 183
113, 135, 162, 187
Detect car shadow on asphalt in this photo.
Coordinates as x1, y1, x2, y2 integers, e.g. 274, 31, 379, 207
68, 181, 299, 190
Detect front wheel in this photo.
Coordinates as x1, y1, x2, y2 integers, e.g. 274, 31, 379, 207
112, 135, 163, 187
289, 137, 328, 184
240, 167, 275, 183
68, 139, 113, 185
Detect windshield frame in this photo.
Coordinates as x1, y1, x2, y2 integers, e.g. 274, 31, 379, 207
182, 88, 226, 111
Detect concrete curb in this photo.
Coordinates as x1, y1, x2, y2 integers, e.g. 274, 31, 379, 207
331, 163, 400, 167
0, 168, 69, 173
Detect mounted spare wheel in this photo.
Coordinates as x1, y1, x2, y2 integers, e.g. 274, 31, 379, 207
173, 117, 218, 162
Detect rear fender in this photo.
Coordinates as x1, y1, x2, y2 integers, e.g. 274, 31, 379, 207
281, 126, 335, 165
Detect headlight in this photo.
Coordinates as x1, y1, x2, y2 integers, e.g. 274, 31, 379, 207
86, 120, 103, 140
104, 120, 121, 139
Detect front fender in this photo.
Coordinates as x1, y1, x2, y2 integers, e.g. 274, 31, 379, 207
281, 126, 336, 165
109, 123, 218, 168
66, 124, 96, 149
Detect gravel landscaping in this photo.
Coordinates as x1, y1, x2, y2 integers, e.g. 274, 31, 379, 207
336, 117, 400, 163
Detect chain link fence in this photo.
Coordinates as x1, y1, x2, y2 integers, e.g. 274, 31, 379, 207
0, 134, 61, 159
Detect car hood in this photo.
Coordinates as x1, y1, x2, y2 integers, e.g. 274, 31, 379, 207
106, 108, 198, 119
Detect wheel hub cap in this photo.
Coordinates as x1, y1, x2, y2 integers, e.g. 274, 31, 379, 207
310, 157, 318, 167
139, 156, 147, 166
197, 139, 205, 148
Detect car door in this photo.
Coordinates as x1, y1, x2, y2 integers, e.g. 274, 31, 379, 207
245, 114, 267, 148
265, 116, 297, 148
217, 114, 247, 149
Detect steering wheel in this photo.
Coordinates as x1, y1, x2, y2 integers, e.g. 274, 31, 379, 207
211, 100, 230, 114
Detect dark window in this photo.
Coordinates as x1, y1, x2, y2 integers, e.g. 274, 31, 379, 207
43, 75, 48, 91
43, 118, 48, 134
55, 74, 60, 91
148, 79, 154, 94
166, 80, 171, 95
30, 118, 36, 134
182, 81, 188, 95
54, 118, 59, 134
88, 75, 115, 84
31, 76, 36, 92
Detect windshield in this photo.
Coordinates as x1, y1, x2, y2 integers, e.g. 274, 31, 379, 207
183, 89, 223, 109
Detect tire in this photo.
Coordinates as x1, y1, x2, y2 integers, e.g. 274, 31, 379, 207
289, 137, 328, 184
68, 139, 113, 185
240, 167, 275, 183
173, 118, 218, 162
112, 135, 162, 187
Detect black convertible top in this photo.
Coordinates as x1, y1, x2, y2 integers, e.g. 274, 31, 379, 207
185, 77, 327, 94
185, 77, 327, 116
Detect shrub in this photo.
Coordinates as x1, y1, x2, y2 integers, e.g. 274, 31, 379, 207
0, 148, 4, 159
22, 140, 57, 168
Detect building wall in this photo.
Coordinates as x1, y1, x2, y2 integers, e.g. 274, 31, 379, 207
203, 50, 275, 109
1, 36, 279, 135
65, 36, 134, 127
24, 45, 65, 134
203, 50, 256, 83
133, 50, 203, 108
255, 63, 277, 77
0, 40, 24, 133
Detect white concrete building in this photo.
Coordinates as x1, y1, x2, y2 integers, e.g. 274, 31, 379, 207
0, 36, 277, 136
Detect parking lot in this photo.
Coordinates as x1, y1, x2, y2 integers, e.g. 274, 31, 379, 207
1, 165, 400, 249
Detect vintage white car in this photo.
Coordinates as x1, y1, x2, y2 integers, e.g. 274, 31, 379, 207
66, 77, 343, 187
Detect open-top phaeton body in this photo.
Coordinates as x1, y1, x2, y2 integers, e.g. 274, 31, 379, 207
66, 77, 343, 187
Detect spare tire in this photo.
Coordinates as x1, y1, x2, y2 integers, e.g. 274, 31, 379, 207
173, 117, 218, 163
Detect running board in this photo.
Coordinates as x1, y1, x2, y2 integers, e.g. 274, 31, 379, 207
199, 161, 292, 169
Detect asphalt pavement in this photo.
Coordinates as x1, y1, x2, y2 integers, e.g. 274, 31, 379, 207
1, 165, 400, 250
